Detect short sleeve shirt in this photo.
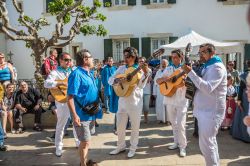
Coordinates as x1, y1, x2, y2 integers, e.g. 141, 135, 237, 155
67, 67, 102, 121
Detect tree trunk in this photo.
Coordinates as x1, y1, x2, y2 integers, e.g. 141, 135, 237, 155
33, 50, 45, 95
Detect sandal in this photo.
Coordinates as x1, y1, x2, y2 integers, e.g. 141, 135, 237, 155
33, 125, 43, 131
16, 128, 24, 134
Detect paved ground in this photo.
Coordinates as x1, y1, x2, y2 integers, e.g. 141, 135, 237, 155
0, 109, 250, 166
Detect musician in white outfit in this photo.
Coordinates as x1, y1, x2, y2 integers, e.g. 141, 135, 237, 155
157, 50, 188, 157
44, 52, 79, 157
183, 43, 227, 166
108, 47, 149, 158
153, 59, 169, 124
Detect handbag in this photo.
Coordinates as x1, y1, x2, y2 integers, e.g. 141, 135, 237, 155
75, 99, 100, 116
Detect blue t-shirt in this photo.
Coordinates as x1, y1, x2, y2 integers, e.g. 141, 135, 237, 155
67, 67, 102, 121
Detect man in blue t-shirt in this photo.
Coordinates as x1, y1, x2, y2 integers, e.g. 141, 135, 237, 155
67, 49, 102, 166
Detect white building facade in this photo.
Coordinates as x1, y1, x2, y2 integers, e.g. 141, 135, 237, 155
1, 0, 250, 79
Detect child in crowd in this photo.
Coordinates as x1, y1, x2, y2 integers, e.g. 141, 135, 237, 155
221, 75, 237, 130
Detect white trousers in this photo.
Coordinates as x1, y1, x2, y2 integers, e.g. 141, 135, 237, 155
116, 108, 142, 152
156, 95, 168, 122
197, 115, 222, 166
166, 104, 187, 149
55, 102, 79, 150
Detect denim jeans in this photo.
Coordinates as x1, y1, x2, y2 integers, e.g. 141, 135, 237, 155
0, 119, 4, 146
104, 95, 110, 112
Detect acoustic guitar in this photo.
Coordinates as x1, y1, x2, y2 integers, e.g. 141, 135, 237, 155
159, 43, 192, 97
50, 78, 68, 103
113, 48, 165, 97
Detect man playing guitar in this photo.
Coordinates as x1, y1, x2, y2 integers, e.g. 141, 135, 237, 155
108, 47, 150, 158
156, 49, 188, 157
44, 52, 79, 157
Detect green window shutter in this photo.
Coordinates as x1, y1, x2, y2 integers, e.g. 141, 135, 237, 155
169, 36, 178, 44
104, 39, 113, 60
130, 38, 139, 54
244, 44, 250, 70
103, 0, 112, 7
128, 0, 136, 6
46, 0, 53, 12
141, 37, 151, 59
142, 0, 150, 5
167, 0, 176, 4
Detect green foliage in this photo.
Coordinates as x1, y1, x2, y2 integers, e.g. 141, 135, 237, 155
96, 13, 106, 21
25, 41, 32, 48
80, 24, 107, 36
96, 24, 108, 36
93, 0, 102, 7
104, 2, 111, 7
80, 24, 97, 36
63, 13, 71, 24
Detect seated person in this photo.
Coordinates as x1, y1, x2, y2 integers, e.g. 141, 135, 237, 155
0, 83, 16, 137
15, 81, 44, 132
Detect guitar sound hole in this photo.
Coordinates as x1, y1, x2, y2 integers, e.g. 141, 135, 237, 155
127, 75, 132, 82
165, 82, 168, 89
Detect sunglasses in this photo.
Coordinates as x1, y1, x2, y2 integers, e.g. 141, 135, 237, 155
197, 50, 209, 56
228, 64, 234, 66
84, 55, 93, 59
63, 58, 72, 62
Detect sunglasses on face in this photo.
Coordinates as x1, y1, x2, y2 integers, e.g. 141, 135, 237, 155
228, 64, 234, 66
63, 58, 72, 62
198, 50, 208, 56
84, 55, 93, 59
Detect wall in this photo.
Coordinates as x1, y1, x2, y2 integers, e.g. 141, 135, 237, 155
5, 0, 250, 78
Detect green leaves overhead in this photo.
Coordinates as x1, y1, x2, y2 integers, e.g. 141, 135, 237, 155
80, 24, 107, 36
47, 0, 107, 36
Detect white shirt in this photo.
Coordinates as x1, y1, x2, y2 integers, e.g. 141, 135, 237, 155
108, 65, 149, 111
188, 62, 227, 120
227, 85, 235, 96
44, 69, 70, 89
143, 69, 152, 95
162, 66, 188, 107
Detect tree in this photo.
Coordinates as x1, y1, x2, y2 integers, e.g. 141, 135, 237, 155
0, 0, 107, 89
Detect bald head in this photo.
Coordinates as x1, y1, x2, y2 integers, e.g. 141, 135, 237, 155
161, 59, 168, 69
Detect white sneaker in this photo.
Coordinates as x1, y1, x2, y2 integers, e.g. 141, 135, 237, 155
109, 148, 126, 155
127, 150, 136, 158
168, 143, 178, 150
55, 148, 62, 157
180, 148, 186, 157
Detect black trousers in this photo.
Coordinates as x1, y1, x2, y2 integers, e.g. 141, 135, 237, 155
15, 106, 43, 128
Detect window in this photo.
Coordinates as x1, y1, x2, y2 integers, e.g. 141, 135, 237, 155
112, 39, 130, 62
152, 0, 165, 3
72, 46, 80, 58
218, 0, 250, 5
151, 38, 168, 54
113, 0, 127, 6
45, 0, 53, 12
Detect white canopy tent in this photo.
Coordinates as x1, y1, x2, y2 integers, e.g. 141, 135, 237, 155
160, 31, 243, 56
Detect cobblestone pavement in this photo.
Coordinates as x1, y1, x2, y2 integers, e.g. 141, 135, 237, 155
1, 110, 250, 166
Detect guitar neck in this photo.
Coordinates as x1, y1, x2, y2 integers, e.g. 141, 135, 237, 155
127, 56, 153, 78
